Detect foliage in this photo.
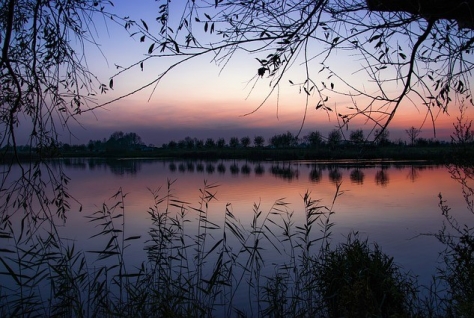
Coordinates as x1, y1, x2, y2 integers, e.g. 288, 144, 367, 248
240, 136, 251, 148
406, 126, 422, 145
0, 0, 117, 256
349, 129, 365, 144
269, 131, 298, 148
229, 136, 239, 148
327, 129, 342, 148
253, 135, 265, 148
106, 131, 144, 152
313, 233, 419, 317
305, 131, 324, 147
436, 164, 474, 317
105, 0, 474, 138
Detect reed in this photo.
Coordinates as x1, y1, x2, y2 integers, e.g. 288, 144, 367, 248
0, 175, 470, 317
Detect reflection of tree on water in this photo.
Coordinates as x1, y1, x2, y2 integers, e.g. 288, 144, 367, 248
241, 164, 251, 175
230, 163, 239, 175
270, 162, 299, 181
196, 162, 204, 172
328, 167, 342, 184
375, 169, 389, 186
206, 163, 215, 174
108, 160, 141, 176
169, 162, 177, 172
350, 168, 365, 185
254, 163, 265, 176
407, 165, 420, 182
217, 163, 226, 174
309, 166, 322, 183
178, 163, 186, 172
187, 162, 195, 173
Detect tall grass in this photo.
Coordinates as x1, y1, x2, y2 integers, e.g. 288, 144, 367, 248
0, 173, 471, 317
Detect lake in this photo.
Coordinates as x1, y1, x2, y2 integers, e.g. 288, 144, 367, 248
1, 158, 471, 316
46, 159, 470, 278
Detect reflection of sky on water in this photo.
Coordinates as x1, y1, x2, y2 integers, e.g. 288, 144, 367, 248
3, 159, 471, 293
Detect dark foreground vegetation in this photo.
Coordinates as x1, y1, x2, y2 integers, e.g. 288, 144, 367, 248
1, 162, 474, 317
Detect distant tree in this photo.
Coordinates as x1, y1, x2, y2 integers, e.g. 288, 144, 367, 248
106, 131, 144, 151
306, 131, 323, 147
168, 140, 177, 149
374, 129, 390, 146
184, 136, 195, 149
270, 131, 298, 148
229, 137, 240, 148
451, 102, 474, 145
240, 136, 251, 148
405, 127, 421, 145
205, 138, 216, 148
177, 139, 186, 149
217, 138, 226, 148
87, 140, 95, 152
349, 129, 365, 144
254, 135, 265, 148
327, 129, 342, 148
194, 139, 204, 149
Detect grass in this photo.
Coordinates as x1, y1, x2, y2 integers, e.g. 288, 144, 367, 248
0, 165, 473, 317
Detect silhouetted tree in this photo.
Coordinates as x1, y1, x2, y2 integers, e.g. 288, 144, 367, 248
217, 138, 226, 148
327, 129, 342, 148
270, 131, 298, 148
194, 138, 204, 149
406, 127, 422, 145
254, 135, 265, 148
350, 129, 365, 145
184, 136, 195, 149
306, 131, 323, 147
205, 138, 216, 148
374, 129, 391, 146
240, 136, 251, 148
229, 137, 240, 148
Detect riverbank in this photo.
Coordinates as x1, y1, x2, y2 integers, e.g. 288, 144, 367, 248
3, 143, 471, 164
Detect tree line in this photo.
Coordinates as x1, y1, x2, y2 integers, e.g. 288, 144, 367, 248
42, 127, 456, 155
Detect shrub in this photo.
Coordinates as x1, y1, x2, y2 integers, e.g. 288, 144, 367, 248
313, 233, 419, 317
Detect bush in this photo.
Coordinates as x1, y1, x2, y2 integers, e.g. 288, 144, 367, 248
314, 233, 419, 317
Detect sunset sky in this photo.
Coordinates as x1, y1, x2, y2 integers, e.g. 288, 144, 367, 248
56, 1, 471, 147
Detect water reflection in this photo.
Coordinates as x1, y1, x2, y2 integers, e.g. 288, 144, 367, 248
375, 169, 389, 186
329, 167, 342, 184
309, 166, 322, 183
350, 168, 365, 184
53, 158, 446, 188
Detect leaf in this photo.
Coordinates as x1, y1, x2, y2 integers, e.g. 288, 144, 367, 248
289, 80, 294, 85
205, 13, 211, 20
399, 52, 407, 60
204, 21, 208, 32
109, 78, 114, 89
141, 19, 148, 31
331, 82, 334, 89
148, 43, 155, 54
369, 34, 381, 43
140, 61, 143, 71
125, 235, 141, 241
140, 35, 145, 42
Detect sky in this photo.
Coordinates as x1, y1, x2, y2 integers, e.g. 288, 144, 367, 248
55, 1, 472, 147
